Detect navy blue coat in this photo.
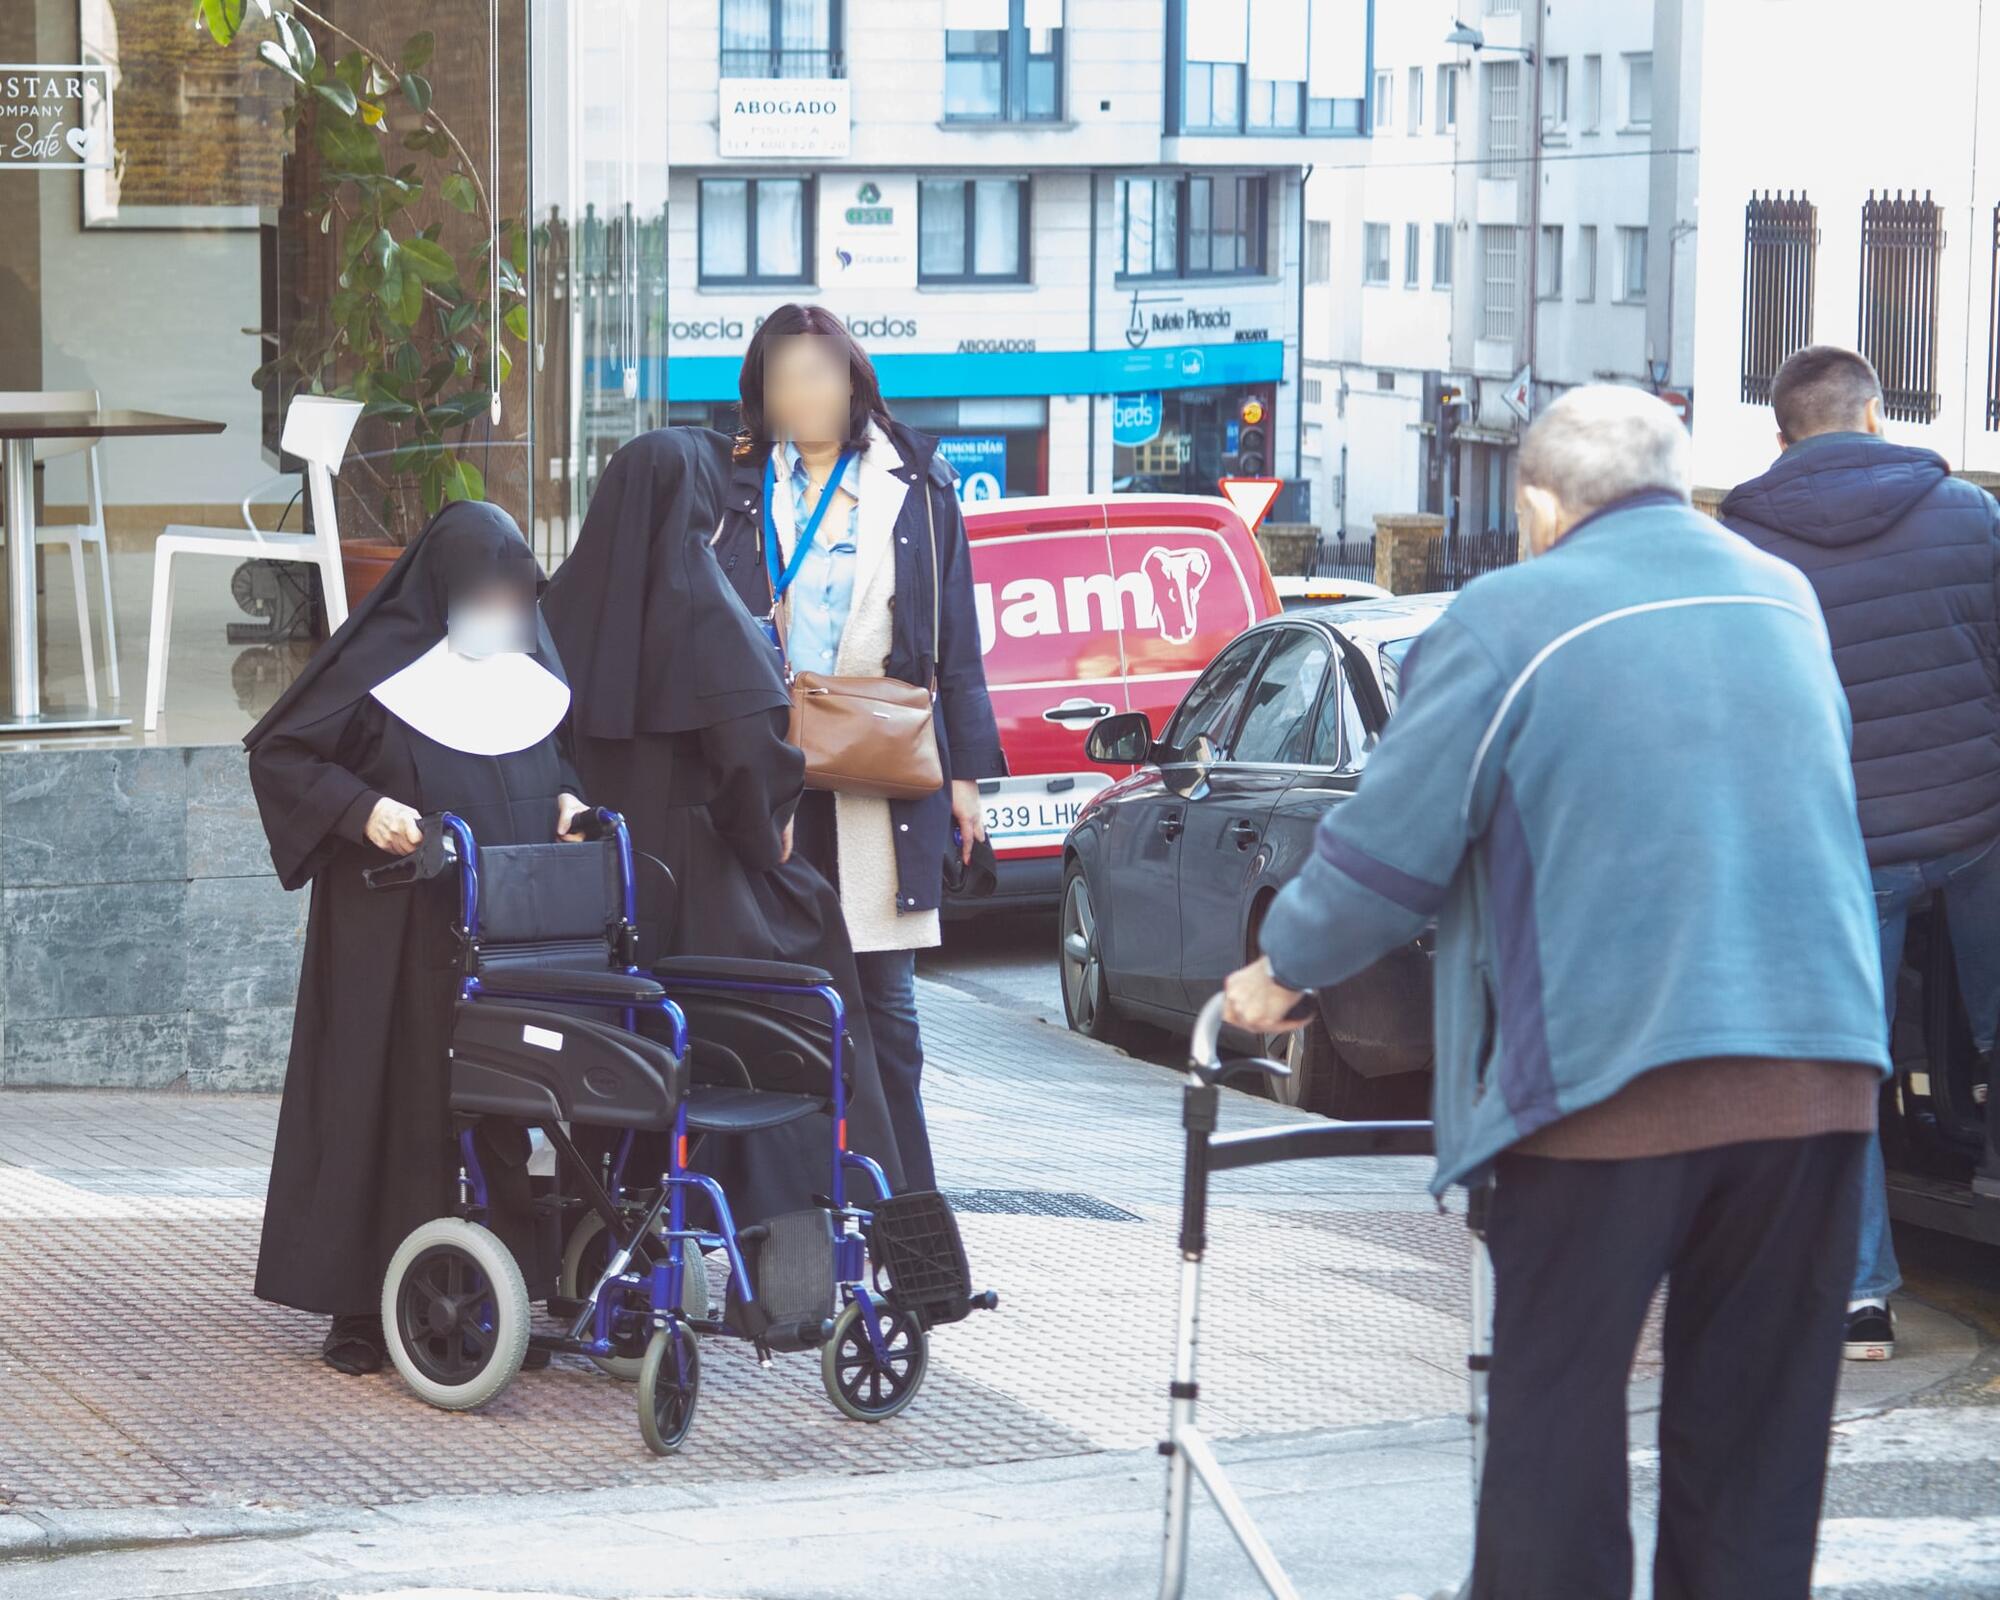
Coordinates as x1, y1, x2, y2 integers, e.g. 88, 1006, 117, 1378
704, 419, 1007, 912
1722, 433, 2000, 865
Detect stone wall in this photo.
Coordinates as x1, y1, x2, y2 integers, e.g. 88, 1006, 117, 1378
1, 746, 301, 1090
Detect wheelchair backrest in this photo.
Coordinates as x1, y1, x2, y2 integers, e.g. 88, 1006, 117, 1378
471, 838, 624, 950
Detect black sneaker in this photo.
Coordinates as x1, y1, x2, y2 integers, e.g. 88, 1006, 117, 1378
1844, 1301, 1895, 1361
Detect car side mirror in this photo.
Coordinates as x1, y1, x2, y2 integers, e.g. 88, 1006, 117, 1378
1086, 710, 1154, 765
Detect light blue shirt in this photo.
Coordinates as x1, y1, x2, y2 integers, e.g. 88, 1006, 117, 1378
779, 440, 861, 676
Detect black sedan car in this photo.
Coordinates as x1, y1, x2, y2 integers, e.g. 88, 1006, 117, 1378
1061, 596, 2000, 1246
1058, 595, 1448, 1116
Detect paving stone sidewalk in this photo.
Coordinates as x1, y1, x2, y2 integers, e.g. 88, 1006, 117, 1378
0, 979, 1964, 1543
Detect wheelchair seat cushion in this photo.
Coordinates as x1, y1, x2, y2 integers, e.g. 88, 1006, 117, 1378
449, 1003, 687, 1131
652, 955, 835, 988
683, 1084, 823, 1135
472, 961, 665, 1004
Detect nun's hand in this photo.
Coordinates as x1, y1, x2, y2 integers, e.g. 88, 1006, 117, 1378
365, 797, 425, 857
780, 819, 794, 863
555, 794, 589, 842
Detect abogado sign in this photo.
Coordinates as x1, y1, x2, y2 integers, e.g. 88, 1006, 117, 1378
718, 77, 850, 158
820, 176, 917, 289
0, 64, 112, 170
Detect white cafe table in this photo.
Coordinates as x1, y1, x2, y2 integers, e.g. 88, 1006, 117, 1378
0, 408, 225, 733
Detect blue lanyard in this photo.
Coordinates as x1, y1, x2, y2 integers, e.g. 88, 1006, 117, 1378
763, 449, 856, 605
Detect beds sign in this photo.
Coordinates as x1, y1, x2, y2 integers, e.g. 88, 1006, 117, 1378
0, 65, 113, 170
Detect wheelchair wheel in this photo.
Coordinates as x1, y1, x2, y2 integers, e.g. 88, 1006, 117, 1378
561, 1212, 710, 1381
636, 1319, 701, 1455
821, 1297, 928, 1422
381, 1218, 529, 1411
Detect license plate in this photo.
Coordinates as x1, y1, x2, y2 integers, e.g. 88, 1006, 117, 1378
982, 775, 1111, 848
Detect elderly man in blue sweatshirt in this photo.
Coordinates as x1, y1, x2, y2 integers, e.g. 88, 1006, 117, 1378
1226, 386, 1888, 1600
1722, 344, 2000, 1364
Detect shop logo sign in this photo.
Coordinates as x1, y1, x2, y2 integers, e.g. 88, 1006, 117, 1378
718, 77, 851, 159
1, 64, 112, 170
1177, 349, 1207, 380
1111, 392, 1164, 449
1140, 547, 1212, 646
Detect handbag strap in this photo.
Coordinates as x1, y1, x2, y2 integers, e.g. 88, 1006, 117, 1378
926, 476, 940, 694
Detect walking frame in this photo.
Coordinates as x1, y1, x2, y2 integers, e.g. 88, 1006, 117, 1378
1158, 994, 1495, 1600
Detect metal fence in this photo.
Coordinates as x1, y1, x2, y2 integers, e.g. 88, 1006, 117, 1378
1858, 191, 1946, 424
1424, 530, 1519, 591
1740, 191, 1818, 406
1311, 535, 1378, 583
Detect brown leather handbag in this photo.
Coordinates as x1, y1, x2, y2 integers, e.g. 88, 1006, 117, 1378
781, 478, 945, 801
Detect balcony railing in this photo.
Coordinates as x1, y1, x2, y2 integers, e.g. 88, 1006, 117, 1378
1858, 190, 1945, 425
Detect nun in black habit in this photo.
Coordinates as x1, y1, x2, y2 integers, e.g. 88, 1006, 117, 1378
246, 501, 584, 1375
540, 427, 906, 1216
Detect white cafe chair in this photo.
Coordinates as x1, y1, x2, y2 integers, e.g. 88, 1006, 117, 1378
0, 388, 119, 709
143, 394, 364, 733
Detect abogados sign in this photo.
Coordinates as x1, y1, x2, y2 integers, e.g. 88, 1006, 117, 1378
718, 78, 851, 159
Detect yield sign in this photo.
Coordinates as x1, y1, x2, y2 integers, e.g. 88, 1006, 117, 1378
1218, 476, 1284, 531
1502, 364, 1535, 422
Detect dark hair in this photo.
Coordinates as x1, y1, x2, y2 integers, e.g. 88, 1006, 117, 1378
1771, 345, 1883, 444
736, 302, 890, 455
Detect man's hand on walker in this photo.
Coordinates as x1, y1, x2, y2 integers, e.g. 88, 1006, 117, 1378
365, 796, 425, 857
1223, 956, 1308, 1033
555, 794, 589, 842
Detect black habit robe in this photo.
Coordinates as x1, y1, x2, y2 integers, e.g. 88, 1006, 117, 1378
246, 504, 576, 1316
541, 427, 907, 1215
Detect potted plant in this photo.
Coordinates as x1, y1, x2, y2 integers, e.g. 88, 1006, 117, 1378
195, 0, 527, 599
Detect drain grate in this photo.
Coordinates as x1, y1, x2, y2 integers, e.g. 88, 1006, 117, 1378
944, 1189, 1142, 1222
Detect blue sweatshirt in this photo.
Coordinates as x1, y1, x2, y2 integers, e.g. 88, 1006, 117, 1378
1259, 492, 1890, 1194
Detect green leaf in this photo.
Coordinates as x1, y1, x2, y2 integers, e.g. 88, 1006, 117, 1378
497, 259, 525, 296
272, 10, 315, 77
370, 228, 397, 269
313, 79, 359, 118
503, 303, 529, 341
334, 51, 367, 92
402, 31, 436, 70
256, 39, 305, 84
198, 0, 246, 46
443, 299, 480, 336
495, 344, 513, 387
359, 396, 415, 421
443, 456, 486, 504
440, 173, 478, 214
400, 72, 432, 113
393, 344, 425, 384
398, 237, 456, 285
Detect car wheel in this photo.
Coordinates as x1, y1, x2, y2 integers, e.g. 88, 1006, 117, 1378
1060, 861, 1130, 1045
1260, 1019, 1324, 1110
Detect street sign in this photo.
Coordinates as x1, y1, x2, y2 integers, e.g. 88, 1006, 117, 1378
1217, 476, 1283, 531
1502, 364, 1534, 422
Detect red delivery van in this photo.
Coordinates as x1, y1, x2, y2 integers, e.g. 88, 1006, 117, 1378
955, 494, 1282, 911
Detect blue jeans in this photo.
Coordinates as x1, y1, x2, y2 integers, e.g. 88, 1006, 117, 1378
855, 949, 936, 1193
1862, 837, 2000, 1301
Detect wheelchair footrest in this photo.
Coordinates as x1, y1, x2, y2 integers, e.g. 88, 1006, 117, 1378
726, 1208, 837, 1338
868, 1189, 976, 1327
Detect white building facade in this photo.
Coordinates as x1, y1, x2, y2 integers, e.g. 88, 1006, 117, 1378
664, 0, 1378, 510
1304, 0, 1699, 543
1690, 0, 2000, 492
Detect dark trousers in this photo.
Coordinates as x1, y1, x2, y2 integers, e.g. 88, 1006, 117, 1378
1471, 1133, 1865, 1600
855, 948, 937, 1191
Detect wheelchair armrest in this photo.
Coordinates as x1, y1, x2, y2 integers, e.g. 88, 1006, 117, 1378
474, 965, 666, 1003
652, 955, 835, 988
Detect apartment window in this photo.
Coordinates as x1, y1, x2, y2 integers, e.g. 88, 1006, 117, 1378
1624, 53, 1653, 129
1580, 55, 1602, 132
1302, 376, 1323, 404
1618, 225, 1648, 302
1485, 60, 1522, 166
1373, 69, 1394, 133
1363, 223, 1391, 285
944, 0, 1063, 123
1859, 189, 1945, 423
720, 0, 842, 78
699, 177, 811, 285
919, 178, 1029, 283
1437, 64, 1459, 132
1183, 58, 1243, 131
1407, 67, 1424, 134
1538, 225, 1563, 298
1740, 191, 1818, 406
1307, 219, 1332, 286
1118, 174, 1268, 278
1484, 0, 1520, 12
1434, 221, 1454, 288
1542, 57, 1568, 135
1376, 370, 1396, 391
1247, 75, 1304, 132
1405, 221, 1422, 287
1576, 224, 1597, 301
1481, 225, 1520, 340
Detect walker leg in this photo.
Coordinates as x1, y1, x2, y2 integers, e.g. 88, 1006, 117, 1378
1179, 1428, 1301, 1600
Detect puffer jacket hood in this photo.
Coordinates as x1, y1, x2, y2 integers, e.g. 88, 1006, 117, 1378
1723, 431, 2000, 866
1720, 434, 1949, 549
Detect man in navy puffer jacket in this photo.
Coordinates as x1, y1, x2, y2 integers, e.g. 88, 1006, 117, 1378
1723, 345, 2000, 1360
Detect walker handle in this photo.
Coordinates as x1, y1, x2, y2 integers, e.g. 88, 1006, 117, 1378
1187, 992, 1309, 1087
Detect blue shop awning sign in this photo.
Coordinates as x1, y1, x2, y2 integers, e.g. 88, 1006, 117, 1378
647, 340, 1288, 403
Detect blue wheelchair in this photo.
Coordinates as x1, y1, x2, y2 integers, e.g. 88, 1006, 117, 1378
367, 810, 995, 1454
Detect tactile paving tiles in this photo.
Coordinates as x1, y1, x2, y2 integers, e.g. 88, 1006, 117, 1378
0, 986, 1620, 1513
